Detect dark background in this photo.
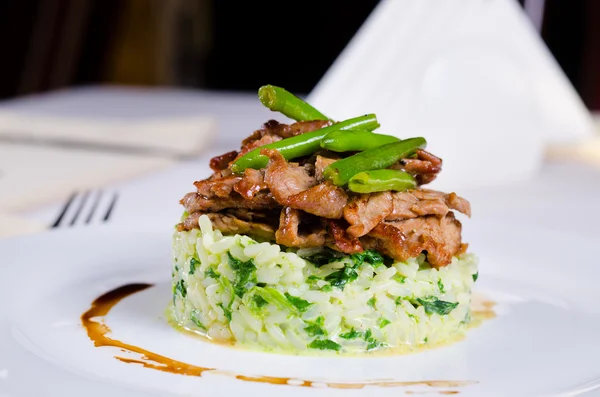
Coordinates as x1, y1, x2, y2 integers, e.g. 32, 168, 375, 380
1, 0, 599, 108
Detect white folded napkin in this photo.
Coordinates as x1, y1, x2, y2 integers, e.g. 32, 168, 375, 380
309, 0, 595, 191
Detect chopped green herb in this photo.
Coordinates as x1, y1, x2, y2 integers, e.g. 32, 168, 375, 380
228, 253, 257, 297
251, 286, 300, 314
367, 297, 376, 308
307, 275, 321, 284
325, 263, 359, 290
284, 292, 313, 313
395, 296, 411, 305
308, 339, 341, 351
218, 275, 234, 298
215, 276, 235, 319
253, 295, 268, 308
472, 272, 479, 282
302, 248, 343, 266
437, 279, 445, 293
174, 279, 187, 297
190, 310, 207, 330
407, 313, 419, 322
378, 317, 391, 328
204, 267, 219, 279
392, 274, 406, 283
189, 257, 200, 275
367, 339, 384, 350
245, 292, 268, 314
339, 328, 362, 339
217, 303, 232, 321
304, 316, 326, 337
365, 250, 384, 264
349, 253, 365, 267
415, 296, 459, 315
307, 275, 330, 291
423, 337, 428, 343
350, 250, 386, 268
362, 328, 385, 350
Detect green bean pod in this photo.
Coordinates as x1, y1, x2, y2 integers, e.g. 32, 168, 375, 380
348, 170, 416, 193
231, 114, 380, 173
323, 137, 426, 186
258, 85, 330, 121
321, 130, 400, 152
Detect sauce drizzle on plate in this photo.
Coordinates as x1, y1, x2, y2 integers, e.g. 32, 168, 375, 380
82, 283, 483, 392
81, 283, 211, 376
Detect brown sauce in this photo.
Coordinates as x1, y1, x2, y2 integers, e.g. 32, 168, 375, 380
81, 283, 212, 376
82, 283, 484, 391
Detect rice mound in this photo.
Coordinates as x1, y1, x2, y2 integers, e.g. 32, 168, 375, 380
171, 215, 478, 354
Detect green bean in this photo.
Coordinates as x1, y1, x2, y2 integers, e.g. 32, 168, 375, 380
258, 85, 329, 121
348, 170, 416, 193
323, 137, 426, 186
231, 114, 380, 173
321, 130, 400, 152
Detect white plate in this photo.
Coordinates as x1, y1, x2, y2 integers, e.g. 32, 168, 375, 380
1, 220, 599, 397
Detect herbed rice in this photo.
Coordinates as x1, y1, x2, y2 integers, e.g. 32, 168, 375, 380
170, 215, 479, 354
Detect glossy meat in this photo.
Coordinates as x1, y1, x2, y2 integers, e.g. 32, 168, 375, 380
275, 207, 327, 248
344, 189, 471, 237
179, 119, 471, 268
362, 212, 462, 267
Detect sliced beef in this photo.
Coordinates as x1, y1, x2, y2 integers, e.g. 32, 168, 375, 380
344, 189, 471, 237
179, 118, 470, 268
262, 148, 317, 203
344, 192, 393, 238
446, 192, 472, 217
328, 220, 363, 254
206, 212, 276, 241
273, 119, 333, 138
262, 149, 346, 218
275, 207, 327, 248
236, 134, 281, 160
362, 212, 462, 267
233, 168, 268, 199
224, 208, 280, 226
194, 174, 241, 198
177, 211, 276, 240
194, 168, 269, 202
178, 211, 202, 231
286, 182, 348, 219
210, 150, 238, 172
394, 149, 443, 185
181, 191, 277, 213
390, 189, 452, 219
314, 155, 337, 182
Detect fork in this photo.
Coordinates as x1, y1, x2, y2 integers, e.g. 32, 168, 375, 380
51, 190, 119, 228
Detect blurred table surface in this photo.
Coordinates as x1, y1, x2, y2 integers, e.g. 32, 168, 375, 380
2, 86, 600, 239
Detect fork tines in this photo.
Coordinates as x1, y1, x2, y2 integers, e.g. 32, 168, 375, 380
51, 190, 118, 228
